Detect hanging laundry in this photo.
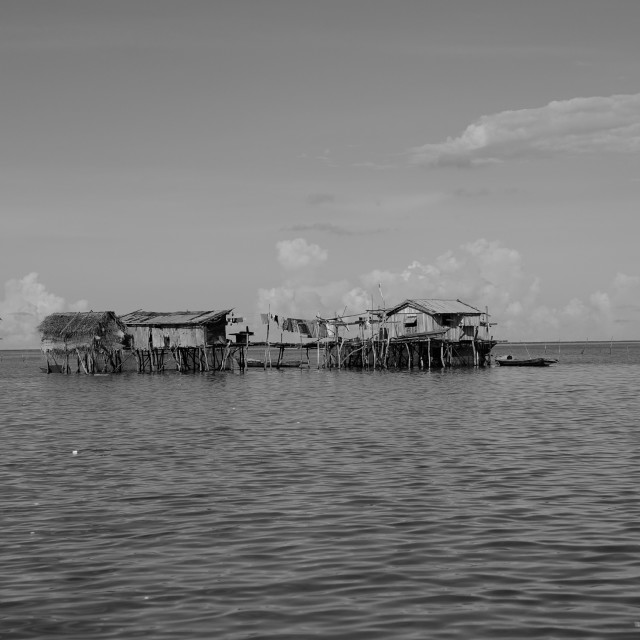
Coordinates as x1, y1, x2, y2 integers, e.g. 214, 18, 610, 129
308, 320, 323, 339
296, 320, 311, 337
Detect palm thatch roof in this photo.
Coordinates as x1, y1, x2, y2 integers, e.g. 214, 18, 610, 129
38, 311, 126, 349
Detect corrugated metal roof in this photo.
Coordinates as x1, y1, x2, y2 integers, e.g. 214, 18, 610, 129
387, 299, 482, 316
120, 310, 232, 326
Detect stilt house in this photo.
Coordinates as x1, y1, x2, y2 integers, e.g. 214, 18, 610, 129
119, 309, 233, 372
383, 299, 488, 341
38, 311, 127, 373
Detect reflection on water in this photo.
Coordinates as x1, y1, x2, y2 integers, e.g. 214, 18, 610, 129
2, 344, 640, 638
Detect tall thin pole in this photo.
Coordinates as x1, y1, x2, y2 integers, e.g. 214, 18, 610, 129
265, 305, 271, 369
335, 312, 340, 369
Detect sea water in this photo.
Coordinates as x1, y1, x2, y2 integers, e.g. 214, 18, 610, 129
1, 344, 640, 639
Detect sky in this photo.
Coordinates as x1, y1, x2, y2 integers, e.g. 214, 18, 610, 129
1, 0, 640, 347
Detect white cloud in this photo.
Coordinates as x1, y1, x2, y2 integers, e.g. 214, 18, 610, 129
258, 238, 640, 341
410, 93, 640, 167
0, 273, 89, 348
257, 280, 358, 321
276, 238, 328, 270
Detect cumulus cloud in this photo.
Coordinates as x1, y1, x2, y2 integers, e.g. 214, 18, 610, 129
257, 280, 360, 322
361, 239, 532, 318
0, 273, 89, 348
277, 238, 328, 270
361, 242, 640, 340
257, 239, 640, 341
410, 93, 640, 167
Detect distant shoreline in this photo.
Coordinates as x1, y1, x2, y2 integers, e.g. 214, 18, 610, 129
496, 340, 640, 346
3, 339, 640, 353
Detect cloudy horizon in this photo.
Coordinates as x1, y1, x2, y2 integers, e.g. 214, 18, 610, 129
1, 1, 639, 347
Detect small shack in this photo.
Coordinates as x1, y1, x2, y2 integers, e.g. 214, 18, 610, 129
119, 309, 234, 372
378, 298, 493, 367
384, 299, 487, 341
38, 311, 127, 374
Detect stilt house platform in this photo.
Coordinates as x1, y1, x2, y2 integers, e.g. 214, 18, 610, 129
119, 309, 238, 372
255, 299, 496, 370
37, 298, 497, 374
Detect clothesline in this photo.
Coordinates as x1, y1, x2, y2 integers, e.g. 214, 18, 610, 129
260, 312, 388, 339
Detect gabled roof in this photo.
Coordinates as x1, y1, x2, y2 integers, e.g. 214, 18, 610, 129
386, 299, 482, 316
120, 310, 232, 326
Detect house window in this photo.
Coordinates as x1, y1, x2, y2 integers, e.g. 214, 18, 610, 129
461, 325, 475, 339
404, 314, 418, 335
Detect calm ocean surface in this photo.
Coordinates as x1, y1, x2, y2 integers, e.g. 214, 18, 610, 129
2, 343, 640, 639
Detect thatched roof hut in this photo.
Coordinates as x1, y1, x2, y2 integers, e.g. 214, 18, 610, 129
38, 311, 126, 352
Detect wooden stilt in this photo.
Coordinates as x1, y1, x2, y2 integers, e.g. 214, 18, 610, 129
76, 349, 89, 374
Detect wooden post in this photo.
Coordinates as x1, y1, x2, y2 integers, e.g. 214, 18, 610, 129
76, 349, 89, 375
203, 345, 210, 371
220, 341, 230, 371
265, 307, 271, 370
334, 314, 340, 369
276, 344, 284, 369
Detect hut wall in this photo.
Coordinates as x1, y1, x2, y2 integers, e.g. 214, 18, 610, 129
150, 326, 205, 348
126, 325, 207, 349
386, 306, 441, 338
459, 317, 482, 340
41, 338, 120, 353
41, 339, 90, 353
386, 306, 483, 341
205, 320, 227, 344
126, 326, 151, 350
125, 322, 227, 350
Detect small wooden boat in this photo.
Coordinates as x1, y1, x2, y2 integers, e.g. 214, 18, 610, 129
495, 355, 555, 367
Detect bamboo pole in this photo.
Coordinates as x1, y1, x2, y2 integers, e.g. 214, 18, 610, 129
265, 306, 271, 370
298, 323, 303, 366
335, 313, 340, 369
384, 325, 392, 369
203, 344, 210, 371
76, 348, 89, 374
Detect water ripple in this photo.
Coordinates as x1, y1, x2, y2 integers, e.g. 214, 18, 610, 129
1, 350, 640, 638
